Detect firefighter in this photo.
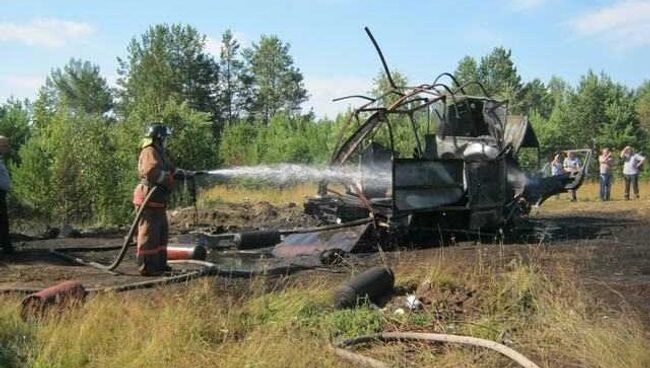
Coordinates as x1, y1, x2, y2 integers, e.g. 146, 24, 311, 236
0, 136, 12, 254
133, 124, 193, 276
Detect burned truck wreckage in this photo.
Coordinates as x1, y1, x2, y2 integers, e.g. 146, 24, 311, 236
18, 28, 592, 292
273, 28, 591, 258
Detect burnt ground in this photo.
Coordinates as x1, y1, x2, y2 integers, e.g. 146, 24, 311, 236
1, 200, 649, 326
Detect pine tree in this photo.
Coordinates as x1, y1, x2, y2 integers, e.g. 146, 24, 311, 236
242, 35, 307, 124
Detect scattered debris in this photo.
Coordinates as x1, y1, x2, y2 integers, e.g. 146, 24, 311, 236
405, 294, 423, 310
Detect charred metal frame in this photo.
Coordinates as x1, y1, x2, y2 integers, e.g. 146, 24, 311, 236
309, 27, 591, 235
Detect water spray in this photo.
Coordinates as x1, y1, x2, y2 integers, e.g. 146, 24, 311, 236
204, 163, 391, 186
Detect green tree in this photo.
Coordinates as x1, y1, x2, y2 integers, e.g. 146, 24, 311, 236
0, 98, 31, 164
117, 24, 219, 124
218, 121, 259, 166
478, 47, 522, 100
636, 80, 650, 135
370, 69, 408, 106
454, 56, 481, 95
597, 82, 641, 150
530, 102, 573, 157
565, 71, 609, 148
518, 78, 552, 118
217, 29, 246, 127
46, 59, 113, 115
547, 75, 569, 105
242, 35, 307, 124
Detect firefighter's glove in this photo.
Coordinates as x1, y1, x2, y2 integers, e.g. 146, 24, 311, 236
156, 170, 174, 189
173, 169, 195, 180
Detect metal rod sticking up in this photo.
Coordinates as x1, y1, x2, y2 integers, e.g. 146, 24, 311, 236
364, 26, 403, 95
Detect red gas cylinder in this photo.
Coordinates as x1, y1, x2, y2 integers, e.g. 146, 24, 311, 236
21, 280, 87, 320
167, 244, 208, 260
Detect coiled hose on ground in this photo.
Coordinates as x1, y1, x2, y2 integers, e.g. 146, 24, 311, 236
333, 332, 540, 368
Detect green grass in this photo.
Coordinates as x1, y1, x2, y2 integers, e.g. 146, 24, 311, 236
1, 246, 649, 368
3, 182, 650, 367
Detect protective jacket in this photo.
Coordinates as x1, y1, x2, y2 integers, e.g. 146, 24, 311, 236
132, 141, 175, 276
133, 143, 175, 207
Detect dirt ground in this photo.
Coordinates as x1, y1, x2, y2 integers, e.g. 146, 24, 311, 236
1, 199, 649, 327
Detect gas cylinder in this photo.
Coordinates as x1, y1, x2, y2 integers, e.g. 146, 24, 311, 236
21, 280, 87, 319
236, 230, 282, 249
167, 244, 208, 260
334, 266, 395, 309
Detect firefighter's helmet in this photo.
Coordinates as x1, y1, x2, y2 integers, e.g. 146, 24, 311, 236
145, 123, 172, 140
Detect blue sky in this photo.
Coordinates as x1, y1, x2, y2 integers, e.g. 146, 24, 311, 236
1, 0, 649, 117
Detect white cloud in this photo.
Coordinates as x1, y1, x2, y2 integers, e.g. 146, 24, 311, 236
205, 31, 249, 57
570, 0, 650, 49
510, 0, 546, 11
303, 76, 372, 119
0, 18, 94, 48
205, 36, 221, 56
0, 75, 44, 101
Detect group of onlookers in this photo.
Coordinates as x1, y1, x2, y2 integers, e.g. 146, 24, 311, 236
551, 150, 583, 201
551, 146, 646, 202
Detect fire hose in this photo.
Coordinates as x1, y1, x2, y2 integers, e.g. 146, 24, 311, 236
48, 185, 162, 272
50, 170, 209, 273
333, 332, 540, 368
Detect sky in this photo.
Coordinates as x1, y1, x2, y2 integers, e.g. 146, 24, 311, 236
0, 0, 649, 118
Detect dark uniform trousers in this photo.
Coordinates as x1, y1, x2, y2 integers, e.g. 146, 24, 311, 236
136, 206, 169, 275
0, 190, 10, 251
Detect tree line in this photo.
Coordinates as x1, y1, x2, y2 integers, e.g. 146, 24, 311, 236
0, 23, 649, 225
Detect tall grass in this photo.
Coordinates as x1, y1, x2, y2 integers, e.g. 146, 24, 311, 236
198, 180, 650, 207
1, 246, 648, 367
199, 183, 318, 206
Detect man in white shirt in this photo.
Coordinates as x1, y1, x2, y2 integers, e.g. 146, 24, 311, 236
620, 146, 645, 200
563, 151, 582, 202
0, 136, 12, 254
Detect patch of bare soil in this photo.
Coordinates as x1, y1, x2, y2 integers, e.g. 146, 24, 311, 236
1, 199, 649, 330
169, 201, 317, 232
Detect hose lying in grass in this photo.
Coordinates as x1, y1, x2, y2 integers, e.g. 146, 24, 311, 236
0, 260, 310, 296
45, 186, 161, 275
333, 332, 541, 368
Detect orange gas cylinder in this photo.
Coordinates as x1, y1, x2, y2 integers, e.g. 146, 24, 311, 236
167, 244, 208, 260
21, 280, 87, 319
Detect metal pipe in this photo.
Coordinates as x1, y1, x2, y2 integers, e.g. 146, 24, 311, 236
332, 95, 376, 103
363, 26, 403, 95
432, 72, 467, 94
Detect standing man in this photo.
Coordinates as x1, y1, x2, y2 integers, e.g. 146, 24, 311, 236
598, 148, 614, 201
620, 146, 645, 200
551, 152, 565, 176
0, 136, 13, 254
132, 124, 193, 276
563, 150, 582, 202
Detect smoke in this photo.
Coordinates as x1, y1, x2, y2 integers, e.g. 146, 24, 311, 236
506, 163, 531, 197
206, 164, 391, 186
